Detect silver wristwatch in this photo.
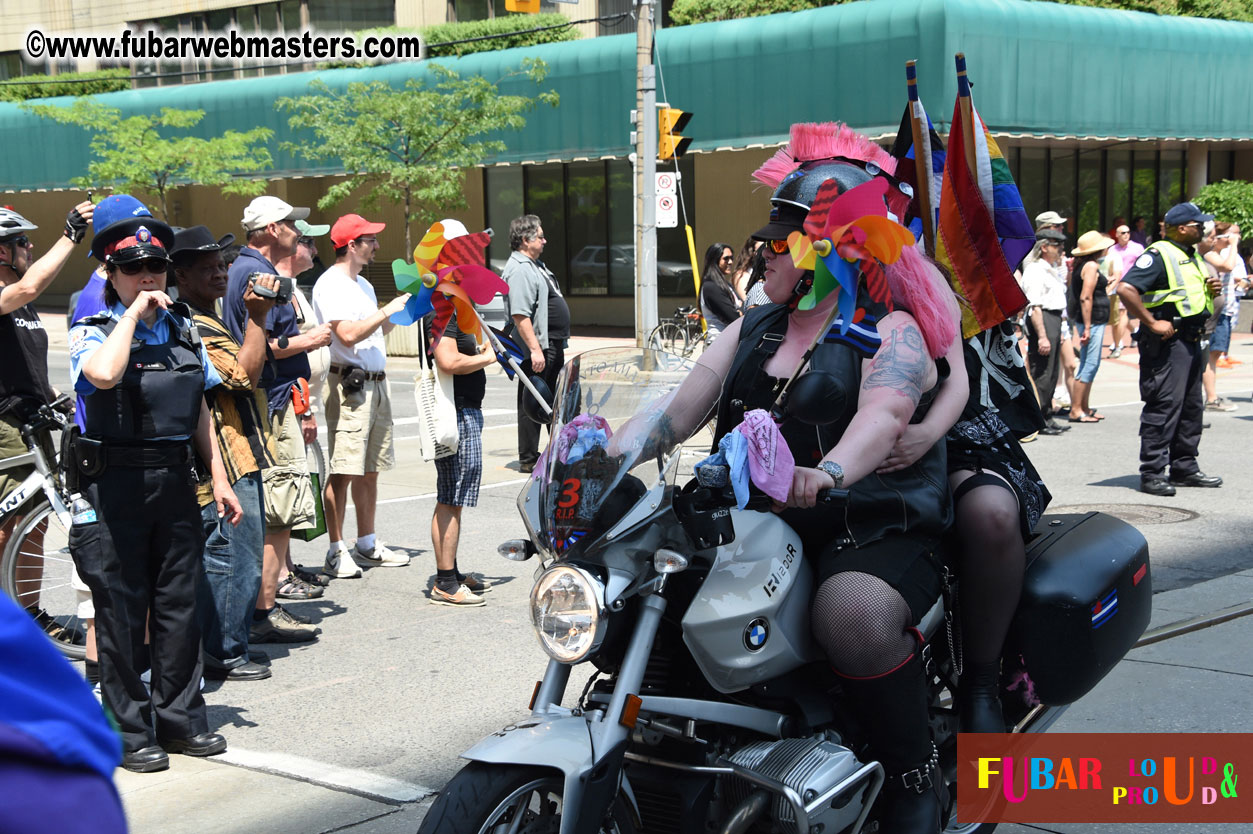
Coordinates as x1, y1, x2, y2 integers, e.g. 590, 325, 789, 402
817, 460, 844, 489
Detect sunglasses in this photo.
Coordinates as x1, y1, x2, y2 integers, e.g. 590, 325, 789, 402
6, 236, 30, 248
765, 239, 790, 254
116, 258, 170, 276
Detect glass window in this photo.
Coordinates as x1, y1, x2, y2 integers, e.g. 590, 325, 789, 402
454, 0, 491, 21
607, 160, 634, 296
1076, 149, 1100, 235
0, 52, 22, 81
525, 165, 567, 292
1158, 151, 1184, 218
1048, 148, 1076, 236
1208, 150, 1234, 183
566, 162, 609, 296
599, 0, 634, 36
1132, 150, 1158, 230
281, 0, 302, 31
309, 0, 394, 31
1017, 147, 1048, 222
484, 166, 524, 274
1105, 149, 1132, 231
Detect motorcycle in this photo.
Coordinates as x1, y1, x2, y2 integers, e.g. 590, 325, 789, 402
418, 347, 1151, 834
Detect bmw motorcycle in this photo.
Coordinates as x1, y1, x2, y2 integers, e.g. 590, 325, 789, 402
418, 347, 1151, 834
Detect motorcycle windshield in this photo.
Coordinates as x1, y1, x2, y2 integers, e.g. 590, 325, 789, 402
535, 348, 722, 558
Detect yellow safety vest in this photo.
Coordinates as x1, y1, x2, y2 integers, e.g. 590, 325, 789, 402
1143, 240, 1213, 317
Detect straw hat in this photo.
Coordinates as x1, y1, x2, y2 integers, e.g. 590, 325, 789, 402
1071, 231, 1115, 256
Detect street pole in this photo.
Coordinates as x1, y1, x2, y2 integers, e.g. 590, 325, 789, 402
634, 0, 658, 346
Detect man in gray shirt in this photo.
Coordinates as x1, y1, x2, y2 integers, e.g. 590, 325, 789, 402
501, 214, 570, 473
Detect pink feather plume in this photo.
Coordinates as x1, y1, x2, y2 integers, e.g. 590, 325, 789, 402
884, 246, 959, 360
753, 123, 898, 189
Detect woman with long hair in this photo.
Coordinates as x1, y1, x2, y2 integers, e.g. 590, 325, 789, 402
698, 241, 740, 339
729, 237, 761, 302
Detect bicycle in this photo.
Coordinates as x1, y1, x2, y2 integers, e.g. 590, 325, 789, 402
648, 305, 709, 358
0, 395, 88, 659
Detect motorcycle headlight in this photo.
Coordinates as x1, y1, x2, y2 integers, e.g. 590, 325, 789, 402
529, 565, 606, 664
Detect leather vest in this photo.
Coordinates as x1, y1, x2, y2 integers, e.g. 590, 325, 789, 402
80, 305, 205, 442
712, 302, 952, 548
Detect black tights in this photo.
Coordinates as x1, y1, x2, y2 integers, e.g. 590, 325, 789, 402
952, 480, 1025, 664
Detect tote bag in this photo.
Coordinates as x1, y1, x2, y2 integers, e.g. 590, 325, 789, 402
415, 320, 459, 462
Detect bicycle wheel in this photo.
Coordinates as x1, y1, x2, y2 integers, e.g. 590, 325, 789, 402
1, 499, 87, 660
650, 322, 689, 357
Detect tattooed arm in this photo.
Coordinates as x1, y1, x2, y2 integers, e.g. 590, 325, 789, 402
813, 312, 936, 488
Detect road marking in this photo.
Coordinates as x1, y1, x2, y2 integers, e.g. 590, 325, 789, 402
217, 747, 435, 804
376, 476, 529, 506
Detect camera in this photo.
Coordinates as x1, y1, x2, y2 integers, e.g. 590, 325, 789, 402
249, 272, 293, 305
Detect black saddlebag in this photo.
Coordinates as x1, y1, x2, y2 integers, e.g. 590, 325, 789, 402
1004, 512, 1151, 706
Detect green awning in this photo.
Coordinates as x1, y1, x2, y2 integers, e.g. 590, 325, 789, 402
3, 0, 1252, 191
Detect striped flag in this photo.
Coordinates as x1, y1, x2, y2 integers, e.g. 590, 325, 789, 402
890, 101, 946, 244
936, 95, 1030, 338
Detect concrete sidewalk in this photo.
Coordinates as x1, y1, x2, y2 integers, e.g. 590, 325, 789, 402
115, 571, 1253, 834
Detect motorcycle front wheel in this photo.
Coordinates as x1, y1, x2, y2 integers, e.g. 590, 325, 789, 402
417, 762, 638, 834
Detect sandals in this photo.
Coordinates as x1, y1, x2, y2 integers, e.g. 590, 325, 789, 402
1067, 414, 1100, 423
277, 572, 324, 601
293, 565, 332, 587
1086, 410, 1105, 421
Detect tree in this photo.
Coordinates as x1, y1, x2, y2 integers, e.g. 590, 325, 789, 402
1195, 179, 1253, 232
276, 59, 558, 254
22, 98, 272, 219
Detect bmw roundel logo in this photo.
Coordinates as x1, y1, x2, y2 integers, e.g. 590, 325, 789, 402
744, 618, 769, 652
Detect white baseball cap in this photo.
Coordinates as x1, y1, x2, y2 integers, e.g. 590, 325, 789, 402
242, 196, 310, 232
440, 218, 469, 239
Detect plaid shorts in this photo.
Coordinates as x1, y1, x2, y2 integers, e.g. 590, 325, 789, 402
435, 408, 484, 507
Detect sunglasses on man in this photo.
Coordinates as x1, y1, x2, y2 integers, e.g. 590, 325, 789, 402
765, 239, 790, 254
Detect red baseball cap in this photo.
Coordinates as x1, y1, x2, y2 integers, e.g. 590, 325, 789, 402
330, 214, 386, 248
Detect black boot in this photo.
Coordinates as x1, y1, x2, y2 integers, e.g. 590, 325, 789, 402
839, 650, 944, 834
959, 661, 1006, 734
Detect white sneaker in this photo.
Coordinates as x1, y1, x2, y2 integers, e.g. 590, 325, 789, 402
323, 543, 363, 578
353, 541, 409, 568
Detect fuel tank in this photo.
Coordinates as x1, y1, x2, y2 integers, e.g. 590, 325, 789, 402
681, 510, 820, 694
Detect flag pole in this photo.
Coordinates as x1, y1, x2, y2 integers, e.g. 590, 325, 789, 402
906, 60, 936, 257
955, 53, 977, 179
466, 307, 553, 416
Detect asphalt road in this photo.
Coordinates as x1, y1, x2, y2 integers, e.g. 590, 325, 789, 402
42, 330, 1253, 831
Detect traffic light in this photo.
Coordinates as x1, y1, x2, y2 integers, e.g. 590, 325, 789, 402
504, 0, 540, 12
658, 107, 692, 161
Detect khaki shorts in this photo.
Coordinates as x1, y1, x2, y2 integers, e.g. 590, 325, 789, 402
325, 371, 395, 476
262, 401, 317, 531
0, 414, 33, 503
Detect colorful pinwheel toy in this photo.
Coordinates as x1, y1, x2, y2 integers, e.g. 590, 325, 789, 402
389, 221, 508, 345
784, 178, 916, 333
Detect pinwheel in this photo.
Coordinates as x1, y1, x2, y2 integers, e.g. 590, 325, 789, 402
786, 178, 915, 333
388, 221, 505, 344
392, 221, 552, 415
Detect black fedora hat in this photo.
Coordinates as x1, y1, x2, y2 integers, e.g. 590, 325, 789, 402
171, 225, 235, 259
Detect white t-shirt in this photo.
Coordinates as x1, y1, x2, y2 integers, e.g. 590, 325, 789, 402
312, 265, 387, 372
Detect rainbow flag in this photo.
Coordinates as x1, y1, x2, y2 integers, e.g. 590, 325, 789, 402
936, 95, 1030, 338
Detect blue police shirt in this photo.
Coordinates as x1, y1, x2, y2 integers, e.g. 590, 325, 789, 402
68, 303, 222, 440
70, 270, 108, 432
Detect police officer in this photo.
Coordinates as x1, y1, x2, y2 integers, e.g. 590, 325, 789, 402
1117, 202, 1224, 497
68, 196, 243, 773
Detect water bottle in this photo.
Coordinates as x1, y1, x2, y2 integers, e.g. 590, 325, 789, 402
70, 494, 96, 526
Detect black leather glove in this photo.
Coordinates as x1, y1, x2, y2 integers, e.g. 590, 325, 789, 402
64, 207, 89, 243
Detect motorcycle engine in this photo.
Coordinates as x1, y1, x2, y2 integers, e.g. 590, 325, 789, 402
724, 736, 873, 834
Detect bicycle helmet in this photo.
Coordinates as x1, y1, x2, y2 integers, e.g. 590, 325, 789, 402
0, 207, 38, 241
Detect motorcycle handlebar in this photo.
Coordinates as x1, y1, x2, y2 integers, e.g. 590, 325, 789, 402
740, 487, 849, 511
